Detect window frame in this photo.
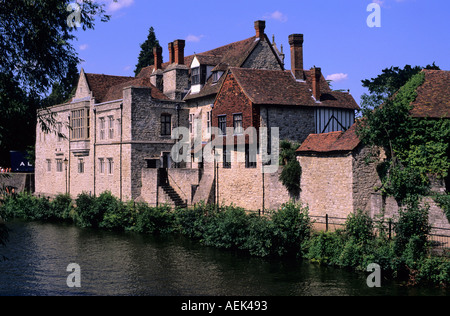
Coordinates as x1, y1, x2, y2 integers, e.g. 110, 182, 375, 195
233, 113, 243, 135
161, 114, 172, 136
191, 67, 200, 85
218, 115, 227, 136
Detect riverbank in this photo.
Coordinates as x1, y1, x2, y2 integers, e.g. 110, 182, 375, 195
1, 192, 449, 288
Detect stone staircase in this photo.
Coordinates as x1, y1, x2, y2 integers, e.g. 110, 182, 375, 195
192, 172, 215, 205
160, 184, 187, 209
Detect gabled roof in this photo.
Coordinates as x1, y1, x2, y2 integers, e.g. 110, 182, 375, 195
297, 124, 361, 154
226, 67, 360, 110
410, 69, 450, 118
84, 73, 170, 103
85, 73, 134, 103
103, 77, 170, 102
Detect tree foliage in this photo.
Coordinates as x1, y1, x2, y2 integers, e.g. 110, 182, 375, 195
278, 140, 302, 198
0, 0, 112, 93
356, 65, 449, 204
134, 27, 161, 76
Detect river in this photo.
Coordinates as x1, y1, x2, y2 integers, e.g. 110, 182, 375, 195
0, 220, 447, 296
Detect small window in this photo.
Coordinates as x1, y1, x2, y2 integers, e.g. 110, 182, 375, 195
108, 116, 114, 139
223, 149, 231, 169
107, 158, 114, 175
218, 115, 227, 135
212, 71, 223, 83
56, 159, 63, 173
161, 114, 172, 136
233, 113, 243, 135
78, 159, 85, 174
191, 67, 200, 85
207, 111, 211, 134
99, 117, 105, 140
189, 114, 195, 133
245, 145, 257, 169
47, 159, 52, 172
57, 123, 63, 142
99, 158, 105, 174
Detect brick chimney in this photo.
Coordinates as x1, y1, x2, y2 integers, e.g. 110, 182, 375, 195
168, 42, 174, 64
288, 34, 304, 80
254, 20, 266, 39
173, 39, 185, 65
311, 67, 321, 101
153, 46, 162, 71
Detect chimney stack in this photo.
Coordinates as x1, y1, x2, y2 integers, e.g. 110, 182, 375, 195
311, 67, 321, 101
254, 20, 266, 39
173, 39, 185, 65
153, 46, 162, 71
168, 42, 174, 64
288, 34, 304, 80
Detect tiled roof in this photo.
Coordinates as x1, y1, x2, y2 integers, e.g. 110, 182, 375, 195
85, 73, 169, 103
103, 77, 170, 102
410, 70, 450, 118
229, 67, 360, 110
85, 73, 134, 103
184, 36, 277, 101
297, 124, 361, 154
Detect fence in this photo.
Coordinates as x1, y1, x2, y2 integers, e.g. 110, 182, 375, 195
310, 214, 450, 252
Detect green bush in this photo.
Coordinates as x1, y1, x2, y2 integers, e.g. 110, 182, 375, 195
345, 210, 374, 244
244, 215, 274, 257
434, 193, 450, 222
202, 205, 250, 250
271, 201, 312, 258
174, 202, 211, 239
133, 203, 174, 235
394, 199, 431, 256
306, 231, 344, 265
416, 256, 450, 287
73, 192, 99, 228
49, 194, 73, 222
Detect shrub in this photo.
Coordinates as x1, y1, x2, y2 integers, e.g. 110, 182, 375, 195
98, 193, 130, 231
434, 193, 450, 222
74, 192, 99, 228
271, 201, 311, 257
202, 205, 250, 250
345, 209, 374, 244
49, 194, 73, 222
243, 215, 274, 257
306, 231, 344, 265
133, 203, 174, 235
417, 256, 450, 287
174, 202, 211, 239
394, 199, 431, 256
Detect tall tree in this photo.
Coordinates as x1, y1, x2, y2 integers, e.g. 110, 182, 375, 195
134, 27, 161, 76
0, 0, 113, 94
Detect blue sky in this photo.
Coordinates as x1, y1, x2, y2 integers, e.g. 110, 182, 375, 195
73, 0, 450, 105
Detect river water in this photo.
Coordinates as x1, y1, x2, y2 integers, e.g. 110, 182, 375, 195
0, 220, 447, 296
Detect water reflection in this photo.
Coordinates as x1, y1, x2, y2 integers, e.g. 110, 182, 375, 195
0, 221, 448, 296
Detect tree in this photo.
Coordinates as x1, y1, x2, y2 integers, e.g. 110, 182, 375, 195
43, 60, 80, 107
360, 63, 440, 110
134, 27, 161, 76
279, 140, 302, 199
356, 64, 450, 205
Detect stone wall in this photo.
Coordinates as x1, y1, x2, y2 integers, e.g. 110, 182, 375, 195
259, 105, 315, 145
0, 173, 34, 194
242, 39, 283, 70
298, 153, 354, 218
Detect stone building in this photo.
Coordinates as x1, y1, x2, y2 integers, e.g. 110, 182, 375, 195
35, 20, 360, 212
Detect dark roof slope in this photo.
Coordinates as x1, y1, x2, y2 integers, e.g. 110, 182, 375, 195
297, 124, 361, 154
410, 70, 450, 118
103, 77, 170, 102
228, 67, 360, 110
85, 73, 134, 103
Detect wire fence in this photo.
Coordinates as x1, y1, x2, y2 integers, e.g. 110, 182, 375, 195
310, 214, 450, 252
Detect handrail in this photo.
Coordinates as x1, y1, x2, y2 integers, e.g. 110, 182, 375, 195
167, 171, 188, 200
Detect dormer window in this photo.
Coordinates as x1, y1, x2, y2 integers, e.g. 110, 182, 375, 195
191, 67, 200, 85
212, 71, 223, 83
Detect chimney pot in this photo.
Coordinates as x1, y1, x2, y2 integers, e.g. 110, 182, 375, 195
311, 67, 322, 101
153, 46, 162, 71
173, 39, 185, 65
254, 20, 266, 39
168, 42, 174, 64
289, 34, 304, 80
